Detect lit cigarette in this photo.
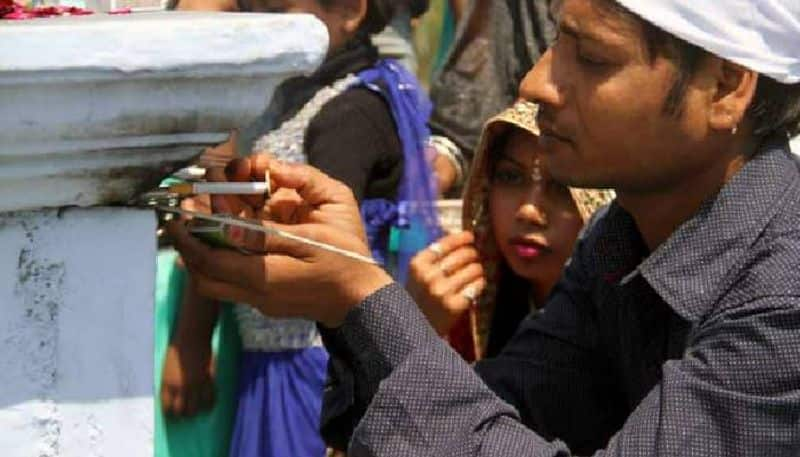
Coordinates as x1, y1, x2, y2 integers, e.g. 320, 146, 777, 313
167, 182, 270, 196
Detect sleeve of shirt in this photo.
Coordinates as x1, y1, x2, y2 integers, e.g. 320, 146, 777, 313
304, 87, 403, 203
321, 195, 800, 457
321, 283, 570, 456
319, 219, 608, 455
596, 295, 800, 455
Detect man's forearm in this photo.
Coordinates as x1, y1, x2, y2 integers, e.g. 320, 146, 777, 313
320, 283, 568, 456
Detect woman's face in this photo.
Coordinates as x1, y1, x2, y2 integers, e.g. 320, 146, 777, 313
238, 0, 355, 53
489, 129, 584, 297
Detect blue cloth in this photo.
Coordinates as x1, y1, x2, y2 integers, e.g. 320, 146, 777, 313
228, 59, 437, 457
360, 199, 398, 268
358, 59, 442, 284
229, 348, 329, 457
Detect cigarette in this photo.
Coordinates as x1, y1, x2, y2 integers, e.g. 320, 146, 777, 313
167, 182, 270, 196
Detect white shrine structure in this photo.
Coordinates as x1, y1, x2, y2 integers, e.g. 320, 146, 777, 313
0, 12, 327, 456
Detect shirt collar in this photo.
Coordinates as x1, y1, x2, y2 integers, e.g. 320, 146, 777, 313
601, 140, 799, 323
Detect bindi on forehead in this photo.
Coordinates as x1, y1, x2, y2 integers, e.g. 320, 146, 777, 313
502, 133, 540, 163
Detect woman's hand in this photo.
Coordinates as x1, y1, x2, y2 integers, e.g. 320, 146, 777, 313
160, 279, 218, 418
168, 157, 392, 328
161, 341, 216, 418
407, 231, 486, 335
432, 153, 458, 195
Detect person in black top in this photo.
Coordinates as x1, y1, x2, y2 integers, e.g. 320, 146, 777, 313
235, 38, 403, 202
161, 2, 437, 457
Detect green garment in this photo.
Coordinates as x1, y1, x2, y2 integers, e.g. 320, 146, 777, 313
412, 0, 457, 89
434, 2, 457, 75
154, 250, 241, 457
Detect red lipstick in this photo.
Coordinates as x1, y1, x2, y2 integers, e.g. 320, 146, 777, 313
510, 238, 548, 260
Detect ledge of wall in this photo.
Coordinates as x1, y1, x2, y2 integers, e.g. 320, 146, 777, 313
0, 12, 328, 213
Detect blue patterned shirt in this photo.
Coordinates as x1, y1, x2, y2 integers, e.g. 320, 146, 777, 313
321, 140, 800, 456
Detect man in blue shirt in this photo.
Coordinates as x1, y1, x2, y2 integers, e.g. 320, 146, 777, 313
171, 0, 800, 455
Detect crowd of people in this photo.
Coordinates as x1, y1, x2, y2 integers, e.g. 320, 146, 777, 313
156, 1, 800, 456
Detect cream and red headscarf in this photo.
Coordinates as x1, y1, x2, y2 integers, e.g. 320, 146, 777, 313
452, 101, 615, 361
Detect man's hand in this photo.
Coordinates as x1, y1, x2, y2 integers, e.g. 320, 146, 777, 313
168, 157, 392, 328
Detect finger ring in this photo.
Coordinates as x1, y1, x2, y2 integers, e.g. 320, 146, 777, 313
429, 242, 444, 259
462, 285, 478, 304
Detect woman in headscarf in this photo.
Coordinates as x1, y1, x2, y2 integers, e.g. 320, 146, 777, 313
408, 101, 615, 361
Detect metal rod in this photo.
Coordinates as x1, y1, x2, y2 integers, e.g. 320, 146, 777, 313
156, 206, 379, 266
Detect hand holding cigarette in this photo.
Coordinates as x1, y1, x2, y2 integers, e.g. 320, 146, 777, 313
169, 155, 392, 328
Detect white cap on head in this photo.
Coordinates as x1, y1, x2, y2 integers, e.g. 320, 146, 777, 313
616, 0, 800, 84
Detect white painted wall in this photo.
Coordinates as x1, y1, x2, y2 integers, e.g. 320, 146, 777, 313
0, 208, 155, 457
0, 13, 329, 456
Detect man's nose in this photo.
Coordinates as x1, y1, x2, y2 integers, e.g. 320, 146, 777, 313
519, 49, 563, 109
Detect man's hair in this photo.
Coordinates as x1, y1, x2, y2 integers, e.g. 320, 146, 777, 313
599, 0, 800, 139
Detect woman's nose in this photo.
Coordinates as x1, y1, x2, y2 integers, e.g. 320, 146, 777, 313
515, 194, 548, 227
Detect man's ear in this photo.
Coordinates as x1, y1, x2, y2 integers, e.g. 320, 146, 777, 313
339, 0, 368, 35
708, 58, 758, 134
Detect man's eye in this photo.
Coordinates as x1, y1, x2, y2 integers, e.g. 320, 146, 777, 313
577, 52, 606, 67
248, 0, 285, 12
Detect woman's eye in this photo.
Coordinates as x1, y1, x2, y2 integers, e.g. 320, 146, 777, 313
493, 169, 526, 186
